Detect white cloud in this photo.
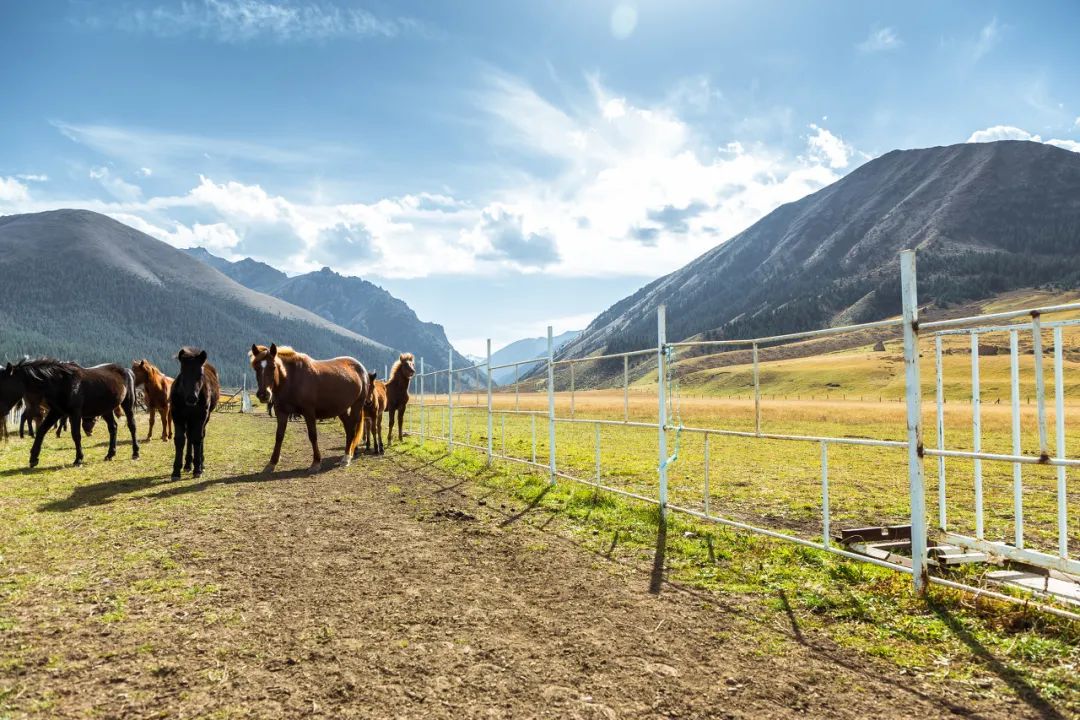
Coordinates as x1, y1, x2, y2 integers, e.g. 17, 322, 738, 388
1074, 116, 1080, 129
807, 124, 852, 168
610, 5, 638, 39
857, 27, 902, 53
0, 177, 31, 206
138, 167, 153, 177
15, 174, 48, 182
92, 0, 414, 43
966, 125, 1080, 154
89, 166, 143, 202
972, 17, 1000, 62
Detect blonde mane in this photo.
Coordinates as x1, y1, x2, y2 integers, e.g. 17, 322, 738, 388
388, 353, 414, 383
249, 345, 309, 366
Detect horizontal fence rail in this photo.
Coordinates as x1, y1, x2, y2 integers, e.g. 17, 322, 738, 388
400, 249, 1078, 620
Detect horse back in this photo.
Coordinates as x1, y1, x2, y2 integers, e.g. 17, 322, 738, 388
204, 363, 221, 413
79, 364, 131, 416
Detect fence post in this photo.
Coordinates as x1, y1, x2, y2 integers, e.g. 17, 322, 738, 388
900, 250, 928, 594
486, 338, 493, 464
448, 349, 454, 451
419, 357, 425, 444
752, 342, 761, 436
623, 354, 629, 422
547, 326, 556, 485
657, 305, 668, 517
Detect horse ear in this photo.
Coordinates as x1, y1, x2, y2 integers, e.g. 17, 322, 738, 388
177, 349, 185, 361
269, 343, 278, 358
197, 350, 207, 365
4, 362, 10, 372
251, 344, 259, 358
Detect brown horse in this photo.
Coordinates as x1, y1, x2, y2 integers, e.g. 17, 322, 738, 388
132, 359, 173, 441
363, 371, 387, 455
385, 353, 415, 446
250, 344, 370, 473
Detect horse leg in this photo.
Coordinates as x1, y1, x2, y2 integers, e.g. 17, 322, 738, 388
103, 412, 119, 461
146, 404, 155, 441
122, 397, 139, 460
265, 412, 288, 473
386, 407, 394, 448
163, 406, 172, 441
193, 414, 208, 477
70, 412, 86, 466
302, 412, 322, 473
397, 406, 405, 441
29, 410, 61, 468
172, 418, 186, 479
343, 401, 364, 464
56, 415, 67, 438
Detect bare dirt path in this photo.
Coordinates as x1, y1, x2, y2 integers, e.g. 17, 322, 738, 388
0, 419, 1050, 718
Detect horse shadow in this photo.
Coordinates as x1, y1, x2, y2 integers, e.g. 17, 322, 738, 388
37, 460, 336, 513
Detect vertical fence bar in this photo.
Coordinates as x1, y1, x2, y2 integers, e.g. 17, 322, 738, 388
547, 326, 556, 485
1010, 331, 1024, 549
419, 357, 425, 444
486, 339, 493, 464
531, 413, 536, 464
1033, 314, 1049, 458
594, 422, 601, 481
703, 432, 710, 516
570, 363, 575, 419
900, 250, 928, 594
934, 336, 946, 530
657, 305, 668, 516
821, 441, 830, 549
623, 354, 629, 422
514, 365, 519, 412
1054, 327, 1068, 558
752, 342, 761, 436
501, 413, 506, 457
971, 333, 983, 540
448, 350, 454, 451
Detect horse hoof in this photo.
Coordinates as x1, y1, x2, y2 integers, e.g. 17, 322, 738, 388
28, 458, 38, 469
308, 462, 322, 474
171, 473, 182, 480
193, 471, 202, 478
338, 456, 351, 468
263, 462, 276, 475
104, 455, 114, 462
73, 459, 83, 467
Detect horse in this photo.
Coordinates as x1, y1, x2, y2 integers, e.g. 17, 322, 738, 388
250, 344, 370, 473
132, 359, 173, 441
169, 348, 220, 479
362, 371, 387, 455
384, 353, 415, 446
19, 395, 71, 438
0, 358, 139, 467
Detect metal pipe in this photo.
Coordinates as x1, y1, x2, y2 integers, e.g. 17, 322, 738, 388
570, 362, 575, 419
547, 326, 556, 485
595, 422, 601, 482
486, 339, 493, 464
666, 316, 904, 349
1033, 314, 1049, 457
900, 250, 928, 593
703, 432, 710, 516
531, 413, 536, 464
550, 348, 655, 366
821, 441, 830, 548
752, 342, 761, 436
972, 333, 983, 539
419, 357, 425, 444
657, 305, 668, 515
623, 355, 629, 422
1010, 331, 1024, 549
1054, 327, 1068, 558
934, 335, 946, 530
922, 300, 1080, 330
448, 348, 454, 450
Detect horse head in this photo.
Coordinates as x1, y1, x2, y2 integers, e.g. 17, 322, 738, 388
250, 343, 285, 404
131, 359, 151, 387
397, 353, 416, 381
0, 362, 26, 418
175, 347, 209, 408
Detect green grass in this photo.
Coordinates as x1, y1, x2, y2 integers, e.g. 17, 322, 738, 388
398, 436, 1080, 710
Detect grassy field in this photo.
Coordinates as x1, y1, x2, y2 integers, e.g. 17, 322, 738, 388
0, 406, 1077, 716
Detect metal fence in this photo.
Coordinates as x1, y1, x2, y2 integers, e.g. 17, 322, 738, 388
405, 250, 1078, 619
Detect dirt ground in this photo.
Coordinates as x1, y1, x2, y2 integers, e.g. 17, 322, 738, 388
0, 417, 1063, 719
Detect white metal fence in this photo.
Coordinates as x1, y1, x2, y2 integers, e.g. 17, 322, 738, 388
405, 250, 1078, 619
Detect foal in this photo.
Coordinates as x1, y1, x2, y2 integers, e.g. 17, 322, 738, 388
385, 353, 415, 446
169, 348, 220, 479
132, 359, 173, 441
363, 371, 387, 455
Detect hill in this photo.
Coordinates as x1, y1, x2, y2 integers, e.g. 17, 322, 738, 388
183, 249, 476, 386
560, 140, 1080, 367
489, 331, 580, 386
0, 209, 398, 385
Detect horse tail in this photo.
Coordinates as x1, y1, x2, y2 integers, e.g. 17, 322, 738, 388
122, 368, 137, 412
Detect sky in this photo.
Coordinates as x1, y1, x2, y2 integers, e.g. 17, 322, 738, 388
2, 1, 1080, 357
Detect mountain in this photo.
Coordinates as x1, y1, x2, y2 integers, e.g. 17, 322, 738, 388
183, 249, 475, 386
560, 140, 1080, 364
489, 331, 580, 386
0, 209, 398, 385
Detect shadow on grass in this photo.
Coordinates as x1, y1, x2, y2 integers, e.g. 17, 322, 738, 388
37, 457, 336, 513
499, 484, 551, 527
929, 599, 1066, 720
648, 517, 667, 595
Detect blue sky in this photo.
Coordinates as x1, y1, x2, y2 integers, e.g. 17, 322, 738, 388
2, 1, 1079, 356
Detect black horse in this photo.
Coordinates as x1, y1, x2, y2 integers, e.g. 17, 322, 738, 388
0, 358, 139, 467
170, 347, 220, 479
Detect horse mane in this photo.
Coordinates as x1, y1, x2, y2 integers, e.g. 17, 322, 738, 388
11, 357, 80, 384
249, 345, 308, 366
388, 353, 414, 384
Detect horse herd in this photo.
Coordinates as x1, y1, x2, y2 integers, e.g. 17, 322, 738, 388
0, 345, 415, 478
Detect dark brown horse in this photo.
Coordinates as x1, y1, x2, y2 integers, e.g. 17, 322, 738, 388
0, 358, 139, 467
250, 344, 370, 473
132, 359, 173, 441
385, 353, 415, 446
363, 372, 387, 455
170, 348, 220, 479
